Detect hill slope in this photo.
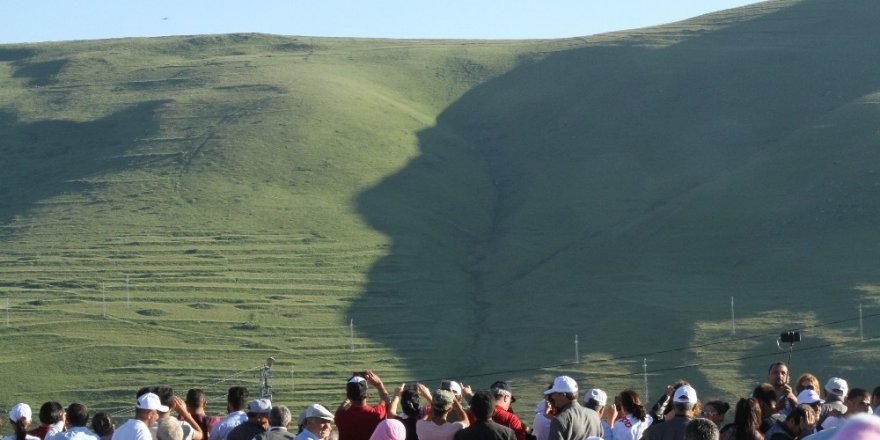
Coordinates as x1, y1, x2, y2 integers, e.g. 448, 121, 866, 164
1, 0, 880, 413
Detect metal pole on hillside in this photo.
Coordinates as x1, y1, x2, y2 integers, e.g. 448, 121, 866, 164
260, 357, 275, 399
731, 296, 736, 335
643, 358, 649, 402
860, 304, 864, 342
102, 282, 107, 317
126, 275, 130, 309
5, 297, 9, 327
574, 334, 579, 363
350, 319, 354, 353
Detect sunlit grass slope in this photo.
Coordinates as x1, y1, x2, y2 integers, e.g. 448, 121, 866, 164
1, 0, 880, 419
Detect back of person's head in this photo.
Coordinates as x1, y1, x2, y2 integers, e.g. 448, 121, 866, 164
469, 390, 495, 421
619, 390, 647, 421
733, 398, 762, 439
185, 389, 206, 410
684, 418, 719, 440
269, 406, 292, 428
153, 386, 175, 409
583, 389, 606, 412
704, 401, 730, 417
796, 373, 821, 394
400, 389, 420, 418
346, 376, 369, 401
66, 403, 89, 427
157, 417, 184, 440
785, 406, 808, 424
228, 386, 249, 411
752, 384, 776, 412
91, 412, 115, 438
10, 403, 33, 440
38, 402, 64, 425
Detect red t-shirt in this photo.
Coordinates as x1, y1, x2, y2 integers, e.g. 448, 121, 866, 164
335, 401, 388, 440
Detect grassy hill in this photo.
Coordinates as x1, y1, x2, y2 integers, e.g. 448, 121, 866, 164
2, 0, 880, 420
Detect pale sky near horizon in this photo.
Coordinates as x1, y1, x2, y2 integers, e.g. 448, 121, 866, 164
2, 0, 764, 45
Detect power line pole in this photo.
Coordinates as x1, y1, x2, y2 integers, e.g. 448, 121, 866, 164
574, 334, 579, 364
731, 296, 736, 335
643, 358, 649, 402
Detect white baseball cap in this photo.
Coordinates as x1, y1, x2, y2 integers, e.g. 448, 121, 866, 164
584, 389, 607, 406
544, 376, 578, 395
673, 385, 698, 403
137, 393, 170, 412
247, 399, 272, 414
825, 377, 849, 398
447, 381, 463, 397
797, 389, 823, 405
8, 403, 31, 422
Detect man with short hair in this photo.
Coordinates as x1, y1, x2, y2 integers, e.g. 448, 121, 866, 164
47, 404, 99, 440
113, 393, 168, 440
257, 406, 294, 440
334, 371, 389, 440
454, 391, 515, 440
545, 376, 602, 440
184, 389, 219, 440
484, 381, 526, 440
227, 399, 272, 440
294, 405, 334, 440
643, 385, 698, 440
767, 362, 797, 416
684, 419, 718, 440
210, 387, 250, 440
763, 406, 815, 440
31, 402, 65, 440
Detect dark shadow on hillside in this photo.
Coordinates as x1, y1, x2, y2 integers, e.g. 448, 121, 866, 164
11, 59, 70, 86
0, 101, 169, 227
0, 48, 36, 62
354, 0, 880, 388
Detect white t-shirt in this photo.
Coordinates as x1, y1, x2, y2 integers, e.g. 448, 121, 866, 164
210, 412, 248, 440
112, 419, 153, 440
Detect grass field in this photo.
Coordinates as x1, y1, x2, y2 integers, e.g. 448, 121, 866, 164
2, 0, 880, 426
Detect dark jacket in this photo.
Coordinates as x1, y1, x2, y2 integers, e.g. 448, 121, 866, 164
454, 420, 516, 440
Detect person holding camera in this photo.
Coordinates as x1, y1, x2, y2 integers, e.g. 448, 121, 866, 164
388, 383, 432, 440
416, 389, 469, 440
605, 390, 652, 440
336, 371, 390, 440
766, 362, 797, 417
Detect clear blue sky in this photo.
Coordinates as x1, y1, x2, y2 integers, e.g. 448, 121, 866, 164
2, 0, 763, 45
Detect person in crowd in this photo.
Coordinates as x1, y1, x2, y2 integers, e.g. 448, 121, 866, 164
294, 405, 334, 440
544, 376, 602, 440
719, 398, 762, 440
684, 419, 719, 440
821, 387, 871, 431
157, 419, 184, 440
388, 383, 431, 440
453, 390, 515, 440
442, 382, 467, 423
794, 375, 820, 397
817, 377, 847, 429
258, 406, 295, 440
227, 399, 271, 440
479, 381, 526, 440
142, 386, 203, 440
210, 387, 250, 440
871, 386, 880, 415
766, 363, 797, 417
184, 389, 219, 440
29, 403, 65, 440
605, 390, 652, 440
416, 389, 468, 440
701, 401, 730, 430
795, 390, 822, 415
643, 385, 699, 440
112, 392, 167, 440
762, 406, 814, 440
47, 404, 98, 440
369, 420, 406, 440
532, 394, 554, 440
7, 403, 41, 440
335, 371, 390, 440
90, 413, 115, 440
582, 389, 608, 437
651, 381, 695, 424
753, 384, 783, 434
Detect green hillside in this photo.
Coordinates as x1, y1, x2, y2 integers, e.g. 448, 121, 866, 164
2, 0, 880, 419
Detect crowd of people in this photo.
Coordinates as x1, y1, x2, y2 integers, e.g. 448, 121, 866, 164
4, 362, 880, 440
